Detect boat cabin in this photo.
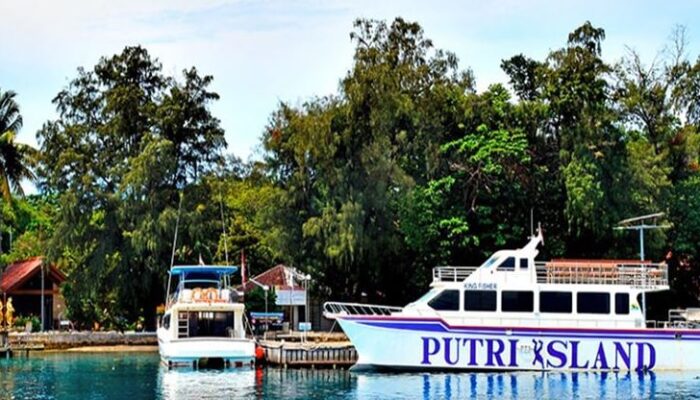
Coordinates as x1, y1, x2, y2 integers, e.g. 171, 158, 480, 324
161, 266, 246, 340
405, 232, 669, 329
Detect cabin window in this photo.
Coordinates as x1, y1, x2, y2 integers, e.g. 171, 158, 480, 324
519, 258, 528, 269
464, 290, 497, 311
499, 257, 516, 270
428, 290, 460, 311
615, 293, 630, 315
540, 291, 572, 313
577, 292, 610, 314
184, 311, 235, 337
162, 314, 171, 330
501, 291, 534, 312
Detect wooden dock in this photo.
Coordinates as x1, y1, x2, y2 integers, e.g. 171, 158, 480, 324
261, 341, 357, 368
1, 331, 46, 358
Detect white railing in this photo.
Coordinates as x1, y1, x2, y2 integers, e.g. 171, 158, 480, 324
647, 309, 700, 329
432, 266, 480, 282
536, 260, 668, 287
323, 302, 403, 320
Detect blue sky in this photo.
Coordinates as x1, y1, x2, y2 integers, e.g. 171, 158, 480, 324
1, 0, 699, 162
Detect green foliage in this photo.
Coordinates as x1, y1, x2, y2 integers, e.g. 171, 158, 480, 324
12, 315, 41, 332
37, 46, 226, 329
4, 18, 700, 325
670, 176, 700, 255
244, 286, 278, 313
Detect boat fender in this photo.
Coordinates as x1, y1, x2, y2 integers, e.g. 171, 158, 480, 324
255, 345, 266, 367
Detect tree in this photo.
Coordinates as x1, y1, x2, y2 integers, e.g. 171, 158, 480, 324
262, 18, 476, 302
0, 90, 37, 201
37, 46, 227, 329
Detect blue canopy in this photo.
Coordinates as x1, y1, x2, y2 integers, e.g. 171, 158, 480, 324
169, 265, 239, 276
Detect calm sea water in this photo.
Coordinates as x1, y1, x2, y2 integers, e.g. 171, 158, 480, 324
1, 352, 700, 399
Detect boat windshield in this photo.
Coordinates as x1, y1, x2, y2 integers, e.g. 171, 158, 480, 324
183, 280, 219, 289
416, 288, 439, 303
481, 254, 500, 269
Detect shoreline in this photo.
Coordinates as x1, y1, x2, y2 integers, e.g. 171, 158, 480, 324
49, 345, 159, 353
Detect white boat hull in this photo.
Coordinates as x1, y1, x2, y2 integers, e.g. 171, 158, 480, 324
339, 317, 700, 371
157, 328, 255, 367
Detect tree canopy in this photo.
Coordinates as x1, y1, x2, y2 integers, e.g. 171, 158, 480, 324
0, 19, 697, 327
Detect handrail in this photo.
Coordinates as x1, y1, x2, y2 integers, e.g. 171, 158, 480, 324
323, 302, 403, 320
536, 260, 668, 287
432, 266, 480, 282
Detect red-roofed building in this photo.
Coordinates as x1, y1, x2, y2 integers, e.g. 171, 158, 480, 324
1, 257, 66, 331
241, 264, 311, 330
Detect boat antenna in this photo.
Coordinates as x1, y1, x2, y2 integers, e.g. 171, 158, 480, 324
219, 187, 229, 266
530, 208, 534, 237
170, 192, 183, 269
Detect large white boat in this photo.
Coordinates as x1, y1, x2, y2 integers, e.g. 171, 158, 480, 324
325, 231, 700, 371
157, 265, 255, 368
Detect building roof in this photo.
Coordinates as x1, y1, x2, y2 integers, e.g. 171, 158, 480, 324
242, 264, 306, 292
0, 257, 66, 293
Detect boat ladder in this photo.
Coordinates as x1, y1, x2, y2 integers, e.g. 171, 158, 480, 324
323, 302, 403, 320
177, 313, 189, 338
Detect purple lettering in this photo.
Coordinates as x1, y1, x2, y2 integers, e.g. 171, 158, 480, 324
421, 337, 440, 365
613, 342, 632, 370
592, 343, 609, 369
486, 339, 505, 367
443, 338, 460, 365
636, 342, 656, 371
569, 340, 589, 369
466, 338, 483, 366
546, 340, 567, 369
508, 339, 518, 367
532, 339, 545, 369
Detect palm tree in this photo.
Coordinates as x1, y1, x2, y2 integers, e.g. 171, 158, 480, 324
0, 89, 36, 200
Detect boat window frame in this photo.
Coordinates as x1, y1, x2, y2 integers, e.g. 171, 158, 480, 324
498, 257, 516, 271
539, 291, 573, 313
615, 293, 630, 315
464, 290, 498, 312
427, 289, 461, 311
519, 258, 529, 269
577, 292, 611, 314
501, 290, 534, 312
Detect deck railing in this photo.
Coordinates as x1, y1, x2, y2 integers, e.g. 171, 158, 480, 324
167, 287, 239, 307
431, 260, 668, 287
432, 266, 480, 282
536, 260, 668, 287
323, 302, 403, 320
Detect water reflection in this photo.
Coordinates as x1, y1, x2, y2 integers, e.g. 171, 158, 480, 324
353, 370, 700, 400
157, 367, 354, 400
2, 353, 700, 399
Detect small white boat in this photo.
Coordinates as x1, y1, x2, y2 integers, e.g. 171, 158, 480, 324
157, 265, 255, 368
325, 230, 700, 371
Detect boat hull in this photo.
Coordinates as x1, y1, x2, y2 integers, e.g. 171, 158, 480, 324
338, 317, 700, 371
157, 329, 255, 367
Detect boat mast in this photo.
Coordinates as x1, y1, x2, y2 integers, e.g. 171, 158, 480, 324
615, 212, 671, 323
167, 194, 184, 298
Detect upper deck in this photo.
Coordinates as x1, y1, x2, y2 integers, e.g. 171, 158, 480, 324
431, 229, 669, 291
434, 259, 668, 288
166, 265, 241, 307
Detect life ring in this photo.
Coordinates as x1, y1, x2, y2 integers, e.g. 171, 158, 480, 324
205, 288, 218, 301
